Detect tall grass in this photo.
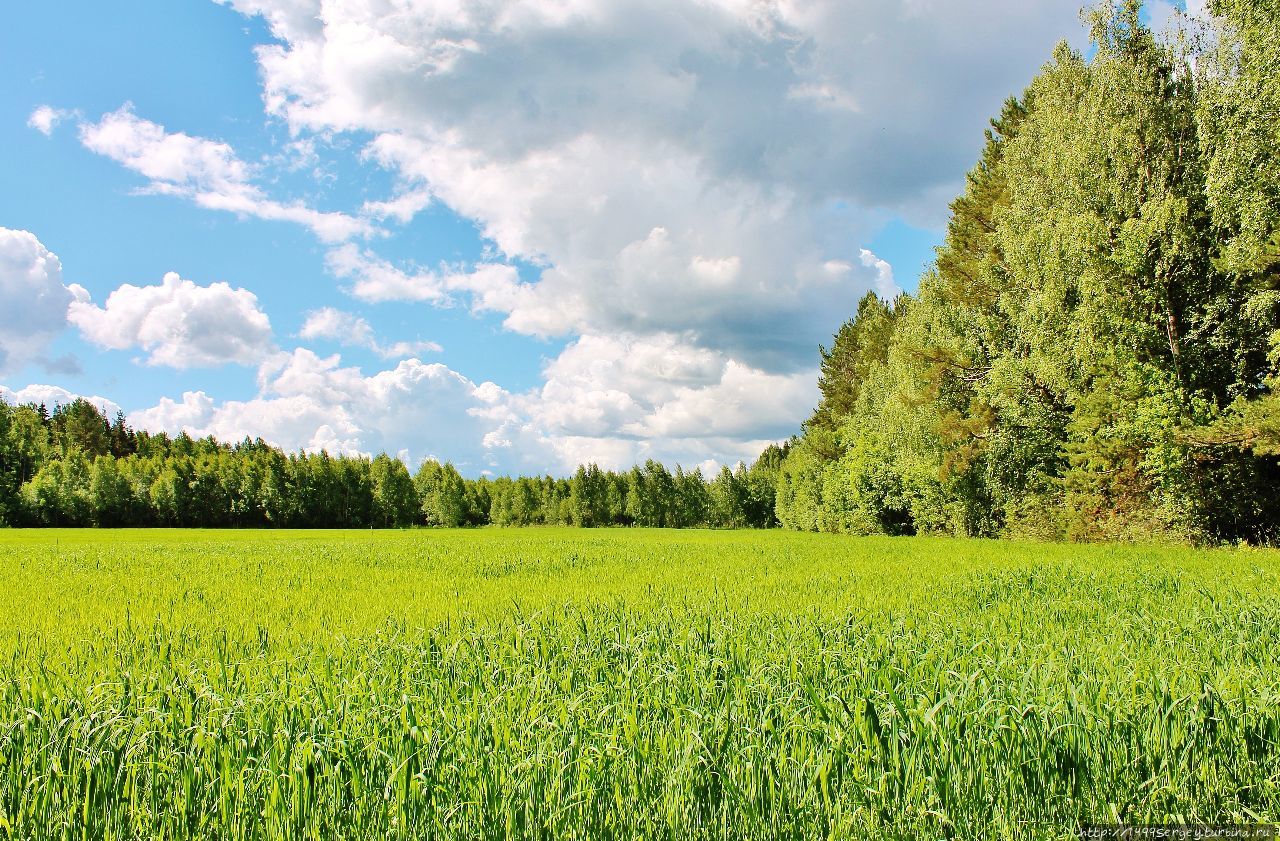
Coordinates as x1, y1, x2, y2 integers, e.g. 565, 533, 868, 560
1, 529, 1278, 838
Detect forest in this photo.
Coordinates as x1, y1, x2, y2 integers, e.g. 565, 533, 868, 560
779, 1, 1280, 544
0, 397, 785, 529
1, 2, 1278, 543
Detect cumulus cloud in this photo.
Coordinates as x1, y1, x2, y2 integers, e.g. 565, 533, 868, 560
324, 244, 448, 303
78, 105, 375, 242
300, 307, 443, 359
124, 334, 810, 475
0, 228, 81, 375
356, 133, 868, 368
858, 248, 900, 299
324, 243, 522, 308
488, 332, 818, 472
221, 0, 1082, 372
27, 105, 71, 136
131, 349, 503, 469
0, 384, 121, 418
68, 271, 274, 368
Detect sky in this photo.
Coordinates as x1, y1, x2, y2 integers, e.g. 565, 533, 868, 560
0, 0, 1115, 476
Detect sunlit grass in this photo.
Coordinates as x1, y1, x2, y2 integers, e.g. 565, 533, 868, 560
1, 529, 1278, 839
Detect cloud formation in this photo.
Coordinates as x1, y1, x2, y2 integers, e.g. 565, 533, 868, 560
27, 106, 71, 136
300, 307, 443, 358
324, 243, 521, 306
0, 383, 122, 418
131, 349, 503, 469
129, 336, 812, 474
223, 0, 1081, 367
0, 228, 81, 376
494, 332, 818, 472
69, 271, 274, 368
858, 249, 900, 299
78, 105, 375, 242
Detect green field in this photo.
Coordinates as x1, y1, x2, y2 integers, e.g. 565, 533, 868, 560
1, 529, 1278, 839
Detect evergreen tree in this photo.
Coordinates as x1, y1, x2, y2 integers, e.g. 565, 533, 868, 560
808, 292, 900, 433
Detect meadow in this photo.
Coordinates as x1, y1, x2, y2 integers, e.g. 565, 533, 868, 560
1, 528, 1278, 839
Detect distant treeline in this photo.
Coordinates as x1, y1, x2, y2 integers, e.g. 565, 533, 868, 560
778, 3, 1280, 544
0, 398, 785, 529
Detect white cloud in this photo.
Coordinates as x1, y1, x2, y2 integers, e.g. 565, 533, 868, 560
361, 188, 434, 223
221, 0, 1082, 378
78, 105, 375, 242
489, 332, 817, 472
858, 248, 900, 299
124, 334, 812, 475
300, 307, 443, 358
634, 360, 817, 439
325, 244, 449, 303
131, 389, 367, 455
358, 133, 867, 367
0, 384, 121, 418
299, 307, 374, 345
324, 243, 529, 317
0, 228, 80, 375
27, 105, 71, 136
131, 349, 502, 470
68, 271, 274, 368
379, 339, 444, 359
689, 255, 742, 285
129, 390, 216, 431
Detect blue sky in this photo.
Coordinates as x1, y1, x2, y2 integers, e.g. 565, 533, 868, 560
2, 0, 1101, 475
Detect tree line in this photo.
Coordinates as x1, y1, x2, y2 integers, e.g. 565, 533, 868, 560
0, 397, 785, 529
778, 1, 1280, 544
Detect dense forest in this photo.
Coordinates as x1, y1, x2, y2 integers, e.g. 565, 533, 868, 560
2, 2, 1278, 542
779, 1, 1280, 544
0, 398, 784, 529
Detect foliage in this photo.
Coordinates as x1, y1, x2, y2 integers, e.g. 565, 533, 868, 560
781, 2, 1280, 544
0, 397, 783, 530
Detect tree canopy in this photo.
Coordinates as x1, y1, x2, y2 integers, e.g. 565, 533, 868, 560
0, 397, 786, 530
778, 1, 1280, 544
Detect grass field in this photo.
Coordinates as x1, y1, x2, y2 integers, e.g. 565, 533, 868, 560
1, 529, 1278, 839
